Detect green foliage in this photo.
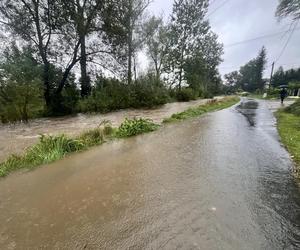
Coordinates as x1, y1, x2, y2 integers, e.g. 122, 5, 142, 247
166, 0, 223, 91
116, 118, 160, 138
276, 0, 300, 20
78, 77, 130, 113
163, 97, 240, 123
276, 111, 300, 170
175, 88, 198, 102
285, 100, 300, 116
131, 74, 170, 107
79, 129, 104, 146
225, 47, 267, 93
143, 16, 169, 79
79, 75, 170, 113
0, 46, 44, 123
0, 135, 85, 177
272, 67, 300, 88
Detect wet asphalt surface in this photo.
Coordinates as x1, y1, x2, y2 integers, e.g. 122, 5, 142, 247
0, 98, 300, 249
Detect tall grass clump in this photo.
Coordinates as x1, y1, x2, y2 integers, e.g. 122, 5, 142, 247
0, 135, 85, 177
116, 118, 160, 138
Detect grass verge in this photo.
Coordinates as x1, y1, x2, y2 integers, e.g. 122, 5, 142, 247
163, 96, 240, 123
276, 101, 300, 170
0, 97, 239, 177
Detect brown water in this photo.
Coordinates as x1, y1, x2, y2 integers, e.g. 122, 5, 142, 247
0, 98, 299, 249
0, 99, 213, 162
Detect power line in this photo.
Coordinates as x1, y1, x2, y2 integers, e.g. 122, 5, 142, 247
275, 21, 298, 62
207, 0, 230, 17
224, 27, 300, 48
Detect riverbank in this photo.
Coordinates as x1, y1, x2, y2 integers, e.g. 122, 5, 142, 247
0, 97, 239, 177
276, 100, 300, 172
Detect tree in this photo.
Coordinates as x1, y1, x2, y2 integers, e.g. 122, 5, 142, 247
276, 0, 300, 20
224, 71, 242, 90
167, 0, 211, 89
238, 47, 267, 92
143, 16, 169, 81
272, 66, 300, 87
272, 66, 285, 87
0, 0, 81, 113
255, 46, 267, 90
0, 45, 44, 122
187, 31, 223, 94
111, 0, 151, 84
60, 0, 107, 97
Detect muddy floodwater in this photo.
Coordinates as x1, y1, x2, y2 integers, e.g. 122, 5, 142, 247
0, 99, 215, 162
0, 98, 300, 249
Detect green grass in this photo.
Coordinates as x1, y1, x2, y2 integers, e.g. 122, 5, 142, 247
163, 96, 240, 123
0, 97, 239, 177
0, 126, 112, 177
116, 118, 160, 138
276, 100, 300, 169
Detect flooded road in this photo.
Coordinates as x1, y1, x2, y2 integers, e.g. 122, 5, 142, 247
0, 99, 213, 162
0, 98, 300, 249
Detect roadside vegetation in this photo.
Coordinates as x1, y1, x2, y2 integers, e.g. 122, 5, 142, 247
163, 96, 239, 123
0, 97, 238, 177
276, 100, 300, 170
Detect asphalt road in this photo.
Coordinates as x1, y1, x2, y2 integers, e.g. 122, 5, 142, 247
0, 98, 299, 249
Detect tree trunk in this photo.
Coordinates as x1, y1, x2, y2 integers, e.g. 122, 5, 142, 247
133, 55, 137, 82
128, 29, 133, 84
43, 62, 51, 107
80, 35, 90, 97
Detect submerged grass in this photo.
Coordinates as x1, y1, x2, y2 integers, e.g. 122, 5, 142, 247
276, 101, 300, 170
116, 118, 160, 138
0, 97, 239, 177
163, 96, 240, 123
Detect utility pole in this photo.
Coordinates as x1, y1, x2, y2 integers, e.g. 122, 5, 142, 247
269, 62, 275, 88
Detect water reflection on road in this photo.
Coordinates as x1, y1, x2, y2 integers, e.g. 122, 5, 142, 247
0, 98, 300, 249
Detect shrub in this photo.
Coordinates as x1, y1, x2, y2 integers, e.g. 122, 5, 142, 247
116, 118, 160, 138
175, 88, 198, 102
130, 74, 170, 108
79, 128, 104, 146
285, 100, 300, 116
78, 75, 170, 113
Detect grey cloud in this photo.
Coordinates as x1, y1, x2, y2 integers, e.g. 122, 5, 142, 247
149, 0, 300, 77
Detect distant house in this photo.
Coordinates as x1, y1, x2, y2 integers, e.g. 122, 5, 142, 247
288, 82, 300, 97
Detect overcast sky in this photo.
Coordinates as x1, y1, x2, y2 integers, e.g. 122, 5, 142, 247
146, 0, 300, 78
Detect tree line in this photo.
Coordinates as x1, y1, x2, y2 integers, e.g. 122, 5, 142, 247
224, 47, 267, 93
0, 0, 223, 123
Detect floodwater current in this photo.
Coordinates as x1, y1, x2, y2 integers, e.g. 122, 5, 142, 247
0, 99, 212, 162
0, 98, 299, 249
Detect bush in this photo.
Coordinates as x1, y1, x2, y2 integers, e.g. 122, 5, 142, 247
130, 74, 170, 108
78, 77, 131, 113
285, 100, 300, 116
78, 74, 170, 113
267, 88, 280, 98
116, 118, 160, 138
175, 88, 198, 102
79, 128, 104, 146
